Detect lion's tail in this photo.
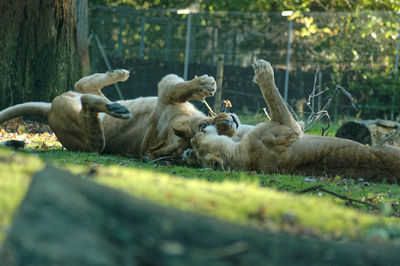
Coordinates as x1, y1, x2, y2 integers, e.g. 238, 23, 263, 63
0, 102, 51, 124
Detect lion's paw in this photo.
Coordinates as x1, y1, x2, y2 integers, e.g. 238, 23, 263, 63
189, 74, 217, 100
252, 59, 274, 84
107, 69, 130, 82
106, 103, 132, 119
182, 148, 193, 160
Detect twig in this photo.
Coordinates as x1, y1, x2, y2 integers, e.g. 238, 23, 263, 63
320, 112, 331, 136
319, 187, 379, 210
149, 156, 177, 164
297, 184, 380, 210
202, 99, 217, 116
304, 67, 321, 128
336, 85, 358, 111
307, 67, 320, 116
211, 241, 248, 260
297, 184, 323, 193
304, 83, 357, 134
262, 108, 271, 120
282, 96, 301, 123
376, 126, 400, 146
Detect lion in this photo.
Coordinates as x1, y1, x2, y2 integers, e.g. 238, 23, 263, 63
187, 59, 400, 183
0, 70, 238, 159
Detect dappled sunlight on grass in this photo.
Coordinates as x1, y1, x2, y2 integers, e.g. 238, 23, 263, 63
0, 149, 44, 242
1, 116, 400, 243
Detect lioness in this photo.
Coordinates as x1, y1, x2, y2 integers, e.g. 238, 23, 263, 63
188, 59, 400, 183
0, 70, 238, 158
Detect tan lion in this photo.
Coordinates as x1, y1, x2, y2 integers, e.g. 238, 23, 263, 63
188, 59, 400, 183
0, 70, 238, 158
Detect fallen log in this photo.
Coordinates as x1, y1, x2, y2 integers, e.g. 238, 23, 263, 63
1, 165, 400, 265
335, 119, 400, 147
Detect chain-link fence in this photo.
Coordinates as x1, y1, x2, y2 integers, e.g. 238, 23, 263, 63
89, 6, 400, 119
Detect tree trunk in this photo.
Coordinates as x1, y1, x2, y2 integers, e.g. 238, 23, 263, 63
0, 0, 81, 109
75, 0, 90, 75
335, 120, 400, 147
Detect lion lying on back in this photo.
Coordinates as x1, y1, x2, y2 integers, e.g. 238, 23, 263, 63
0, 70, 238, 158
187, 59, 400, 183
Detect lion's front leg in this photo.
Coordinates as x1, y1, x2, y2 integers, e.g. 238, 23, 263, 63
158, 74, 216, 104
74, 69, 130, 97
252, 59, 301, 134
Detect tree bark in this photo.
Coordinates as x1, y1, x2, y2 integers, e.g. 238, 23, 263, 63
0, 0, 81, 109
75, 0, 90, 75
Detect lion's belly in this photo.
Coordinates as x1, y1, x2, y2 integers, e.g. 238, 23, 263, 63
102, 97, 157, 156
102, 97, 205, 157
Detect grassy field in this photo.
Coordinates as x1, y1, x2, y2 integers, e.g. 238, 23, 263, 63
1, 116, 400, 244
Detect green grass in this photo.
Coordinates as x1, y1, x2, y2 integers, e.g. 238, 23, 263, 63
0, 150, 45, 242
1, 148, 400, 245
1, 116, 399, 244
237, 112, 341, 137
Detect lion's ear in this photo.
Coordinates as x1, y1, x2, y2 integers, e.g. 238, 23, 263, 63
173, 122, 192, 139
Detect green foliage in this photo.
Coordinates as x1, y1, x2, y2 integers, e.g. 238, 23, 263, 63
289, 11, 399, 117
347, 72, 400, 119
89, 0, 399, 12
292, 12, 399, 74
89, 0, 193, 9
89, 1, 399, 116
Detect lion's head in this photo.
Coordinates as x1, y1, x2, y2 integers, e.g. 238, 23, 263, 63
212, 112, 239, 137
172, 112, 240, 155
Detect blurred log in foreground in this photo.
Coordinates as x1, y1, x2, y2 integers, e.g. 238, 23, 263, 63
335, 120, 400, 147
2, 165, 400, 265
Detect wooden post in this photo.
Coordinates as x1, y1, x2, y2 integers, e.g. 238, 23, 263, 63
214, 55, 224, 112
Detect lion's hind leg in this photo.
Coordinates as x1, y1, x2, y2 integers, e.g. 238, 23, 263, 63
75, 69, 130, 97
287, 135, 400, 183
80, 94, 132, 120
50, 93, 132, 153
80, 95, 132, 152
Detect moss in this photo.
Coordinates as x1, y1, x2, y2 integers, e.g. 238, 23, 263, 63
0, 149, 44, 242
92, 166, 384, 240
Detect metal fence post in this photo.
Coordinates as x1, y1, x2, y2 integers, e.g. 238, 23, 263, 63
165, 22, 171, 61
395, 16, 400, 73
117, 11, 124, 57
94, 34, 125, 100
318, 70, 322, 112
183, 13, 193, 80
211, 27, 217, 65
284, 19, 293, 101
392, 15, 400, 119
139, 18, 145, 59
